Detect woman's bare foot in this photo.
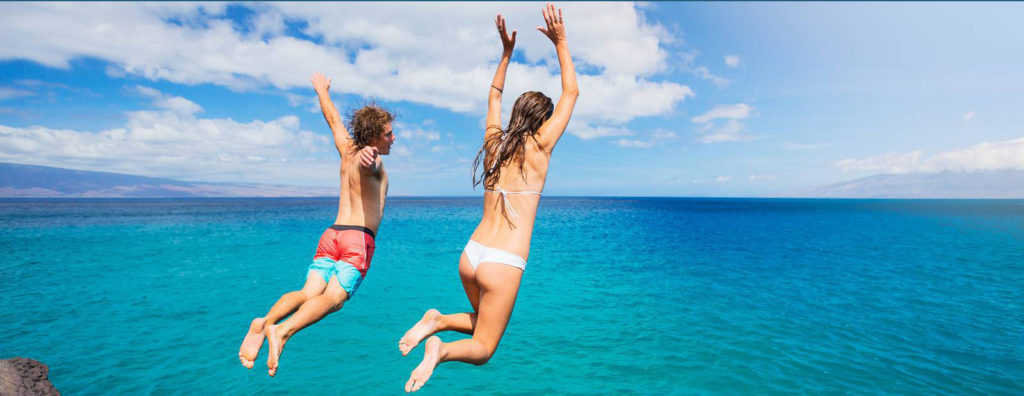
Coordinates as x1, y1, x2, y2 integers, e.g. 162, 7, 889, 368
405, 336, 443, 393
238, 318, 266, 369
398, 309, 441, 356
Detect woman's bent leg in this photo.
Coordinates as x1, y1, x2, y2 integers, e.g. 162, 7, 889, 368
399, 254, 480, 355
405, 262, 523, 392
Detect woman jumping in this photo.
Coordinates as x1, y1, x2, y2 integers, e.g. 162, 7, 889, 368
397, 4, 578, 392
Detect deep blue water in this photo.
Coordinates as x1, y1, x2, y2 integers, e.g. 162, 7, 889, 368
1, 197, 1022, 395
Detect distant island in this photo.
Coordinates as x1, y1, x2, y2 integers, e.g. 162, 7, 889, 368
787, 170, 1024, 198
2, 162, 1022, 198
0, 162, 334, 198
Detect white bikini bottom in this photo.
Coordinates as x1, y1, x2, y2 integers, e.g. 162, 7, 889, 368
463, 240, 526, 271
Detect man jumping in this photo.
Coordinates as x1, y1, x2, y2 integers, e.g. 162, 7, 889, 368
238, 72, 396, 377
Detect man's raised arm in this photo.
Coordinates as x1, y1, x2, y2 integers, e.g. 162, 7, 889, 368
311, 72, 353, 155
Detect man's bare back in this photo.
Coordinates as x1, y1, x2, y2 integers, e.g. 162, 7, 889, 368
334, 132, 390, 233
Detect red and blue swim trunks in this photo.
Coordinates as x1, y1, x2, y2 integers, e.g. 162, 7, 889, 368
307, 225, 376, 297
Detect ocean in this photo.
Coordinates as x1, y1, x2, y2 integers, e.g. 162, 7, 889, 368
1, 197, 1022, 395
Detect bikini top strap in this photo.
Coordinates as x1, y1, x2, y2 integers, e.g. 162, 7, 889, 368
484, 187, 544, 220
493, 186, 519, 219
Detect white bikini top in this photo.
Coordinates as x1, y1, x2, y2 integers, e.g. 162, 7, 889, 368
485, 186, 542, 219
484, 134, 542, 219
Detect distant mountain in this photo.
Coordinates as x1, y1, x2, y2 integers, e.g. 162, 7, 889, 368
0, 162, 334, 198
791, 170, 1024, 198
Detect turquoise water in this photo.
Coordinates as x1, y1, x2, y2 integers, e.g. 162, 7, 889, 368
1, 198, 1022, 395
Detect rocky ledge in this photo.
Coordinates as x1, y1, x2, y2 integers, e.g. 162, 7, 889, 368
0, 358, 59, 396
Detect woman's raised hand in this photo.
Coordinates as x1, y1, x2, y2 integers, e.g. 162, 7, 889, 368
496, 13, 517, 54
536, 4, 565, 45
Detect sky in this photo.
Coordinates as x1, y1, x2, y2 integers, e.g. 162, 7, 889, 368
1, 2, 1022, 196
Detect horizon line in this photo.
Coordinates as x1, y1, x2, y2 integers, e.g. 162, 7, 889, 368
2, 196, 1022, 201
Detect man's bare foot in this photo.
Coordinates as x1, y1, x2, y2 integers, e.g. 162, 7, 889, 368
238, 318, 266, 369
398, 309, 441, 356
265, 324, 289, 377
405, 336, 443, 393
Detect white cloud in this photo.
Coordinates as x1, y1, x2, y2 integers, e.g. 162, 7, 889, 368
613, 129, 678, 148
572, 124, 633, 140
962, 111, 976, 122
614, 139, 655, 148
835, 137, 1024, 174
691, 103, 758, 143
690, 66, 730, 87
724, 55, 741, 68
678, 52, 730, 87
0, 99, 332, 185
0, 2, 693, 142
1, 80, 81, 102
692, 103, 753, 123
652, 130, 677, 139
136, 86, 203, 115
0, 87, 35, 100
395, 122, 441, 141
699, 120, 759, 143
383, 120, 467, 174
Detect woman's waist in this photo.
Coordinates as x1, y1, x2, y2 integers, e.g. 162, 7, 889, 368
482, 192, 540, 218
469, 223, 533, 259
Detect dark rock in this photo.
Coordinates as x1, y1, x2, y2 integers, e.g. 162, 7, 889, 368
0, 358, 60, 396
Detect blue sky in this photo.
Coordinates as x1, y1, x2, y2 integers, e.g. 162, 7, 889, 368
1, 2, 1022, 196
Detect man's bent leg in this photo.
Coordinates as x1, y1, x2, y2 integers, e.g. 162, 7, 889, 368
265, 274, 351, 376
266, 272, 330, 323
239, 272, 328, 368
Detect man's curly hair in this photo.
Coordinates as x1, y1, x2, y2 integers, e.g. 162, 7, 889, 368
345, 102, 395, 151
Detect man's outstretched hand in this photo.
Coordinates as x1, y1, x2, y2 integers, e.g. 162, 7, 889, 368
359, 146, 380, 170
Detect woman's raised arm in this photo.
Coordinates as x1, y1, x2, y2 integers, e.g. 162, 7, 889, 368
486, 13, 516, 139
536, 3, 579, 153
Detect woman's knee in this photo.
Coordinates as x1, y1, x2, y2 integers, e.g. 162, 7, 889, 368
470, 339, 498, 365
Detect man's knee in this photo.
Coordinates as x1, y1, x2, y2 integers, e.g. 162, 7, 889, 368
299, 288, 322, 300
326, 289, 349, 311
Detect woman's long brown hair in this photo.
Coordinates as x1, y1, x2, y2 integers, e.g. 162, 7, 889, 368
472, 91, 553, 220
